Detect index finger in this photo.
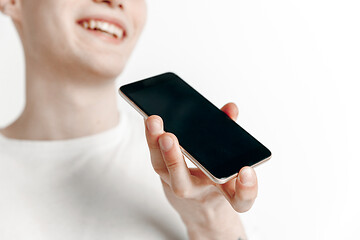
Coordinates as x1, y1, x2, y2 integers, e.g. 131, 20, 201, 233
145, 116, 170, 183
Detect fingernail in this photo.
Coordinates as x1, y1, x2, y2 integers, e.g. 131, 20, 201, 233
147, 119, 162, 135
159, 135, 173, 152
239, 167, 256, 186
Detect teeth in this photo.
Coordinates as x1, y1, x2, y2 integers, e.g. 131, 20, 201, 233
96, 21, 103, 29
102, 22, 109, 32
115, 28, 124, 39
82, 21, 89, 29
89, 20, 95, 29
80, 19, 124, 39
108, 24, 115, 34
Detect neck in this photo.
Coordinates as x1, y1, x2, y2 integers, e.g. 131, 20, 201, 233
0, 59, 120, 140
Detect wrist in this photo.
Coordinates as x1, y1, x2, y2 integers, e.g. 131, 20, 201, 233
185, 214, 246, 240
182, 202, 247, 240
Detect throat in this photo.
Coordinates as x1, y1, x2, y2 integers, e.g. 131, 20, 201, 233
2, 81, 120, 141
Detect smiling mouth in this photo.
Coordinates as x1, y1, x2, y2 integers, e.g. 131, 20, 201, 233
77, 19, 126, 40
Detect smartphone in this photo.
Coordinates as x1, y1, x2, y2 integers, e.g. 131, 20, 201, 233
119, 72, 271, 184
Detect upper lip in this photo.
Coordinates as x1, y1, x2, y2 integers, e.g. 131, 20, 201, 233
77, 15, 128, 37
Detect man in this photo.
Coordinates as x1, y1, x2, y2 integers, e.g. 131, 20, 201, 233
0, 0, 258, 239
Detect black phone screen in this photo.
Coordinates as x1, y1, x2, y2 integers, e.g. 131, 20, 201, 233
120, 72, 271, 180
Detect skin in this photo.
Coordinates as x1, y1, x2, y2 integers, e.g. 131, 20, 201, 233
0, 0, 258, 239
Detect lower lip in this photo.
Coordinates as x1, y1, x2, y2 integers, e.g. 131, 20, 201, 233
78, 24, 124, 45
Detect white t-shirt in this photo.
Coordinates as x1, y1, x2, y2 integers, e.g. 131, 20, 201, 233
0, 108, 187, 239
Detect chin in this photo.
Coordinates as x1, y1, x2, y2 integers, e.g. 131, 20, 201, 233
83, 57, 127, 80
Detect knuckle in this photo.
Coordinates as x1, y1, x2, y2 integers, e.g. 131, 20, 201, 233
235, 205, 249, 213
172, 186, 191, 199
232, 200, 254, 213
167, 133, 178, 142
146, 131, 161, 148
241, 194, 257, 202
166, 160, 180, 171
147, 140, 160, 150
239, 190, 258, 202
153, 167, 168, 176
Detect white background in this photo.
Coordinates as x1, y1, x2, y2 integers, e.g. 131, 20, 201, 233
1, 0, 359, 239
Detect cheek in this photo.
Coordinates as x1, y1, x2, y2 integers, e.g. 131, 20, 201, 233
132, 0, 147, 34
21, 3, 78, 61
21, 5, 61, 53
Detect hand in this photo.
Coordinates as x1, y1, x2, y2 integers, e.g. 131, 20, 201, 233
144, 103, 258, 239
